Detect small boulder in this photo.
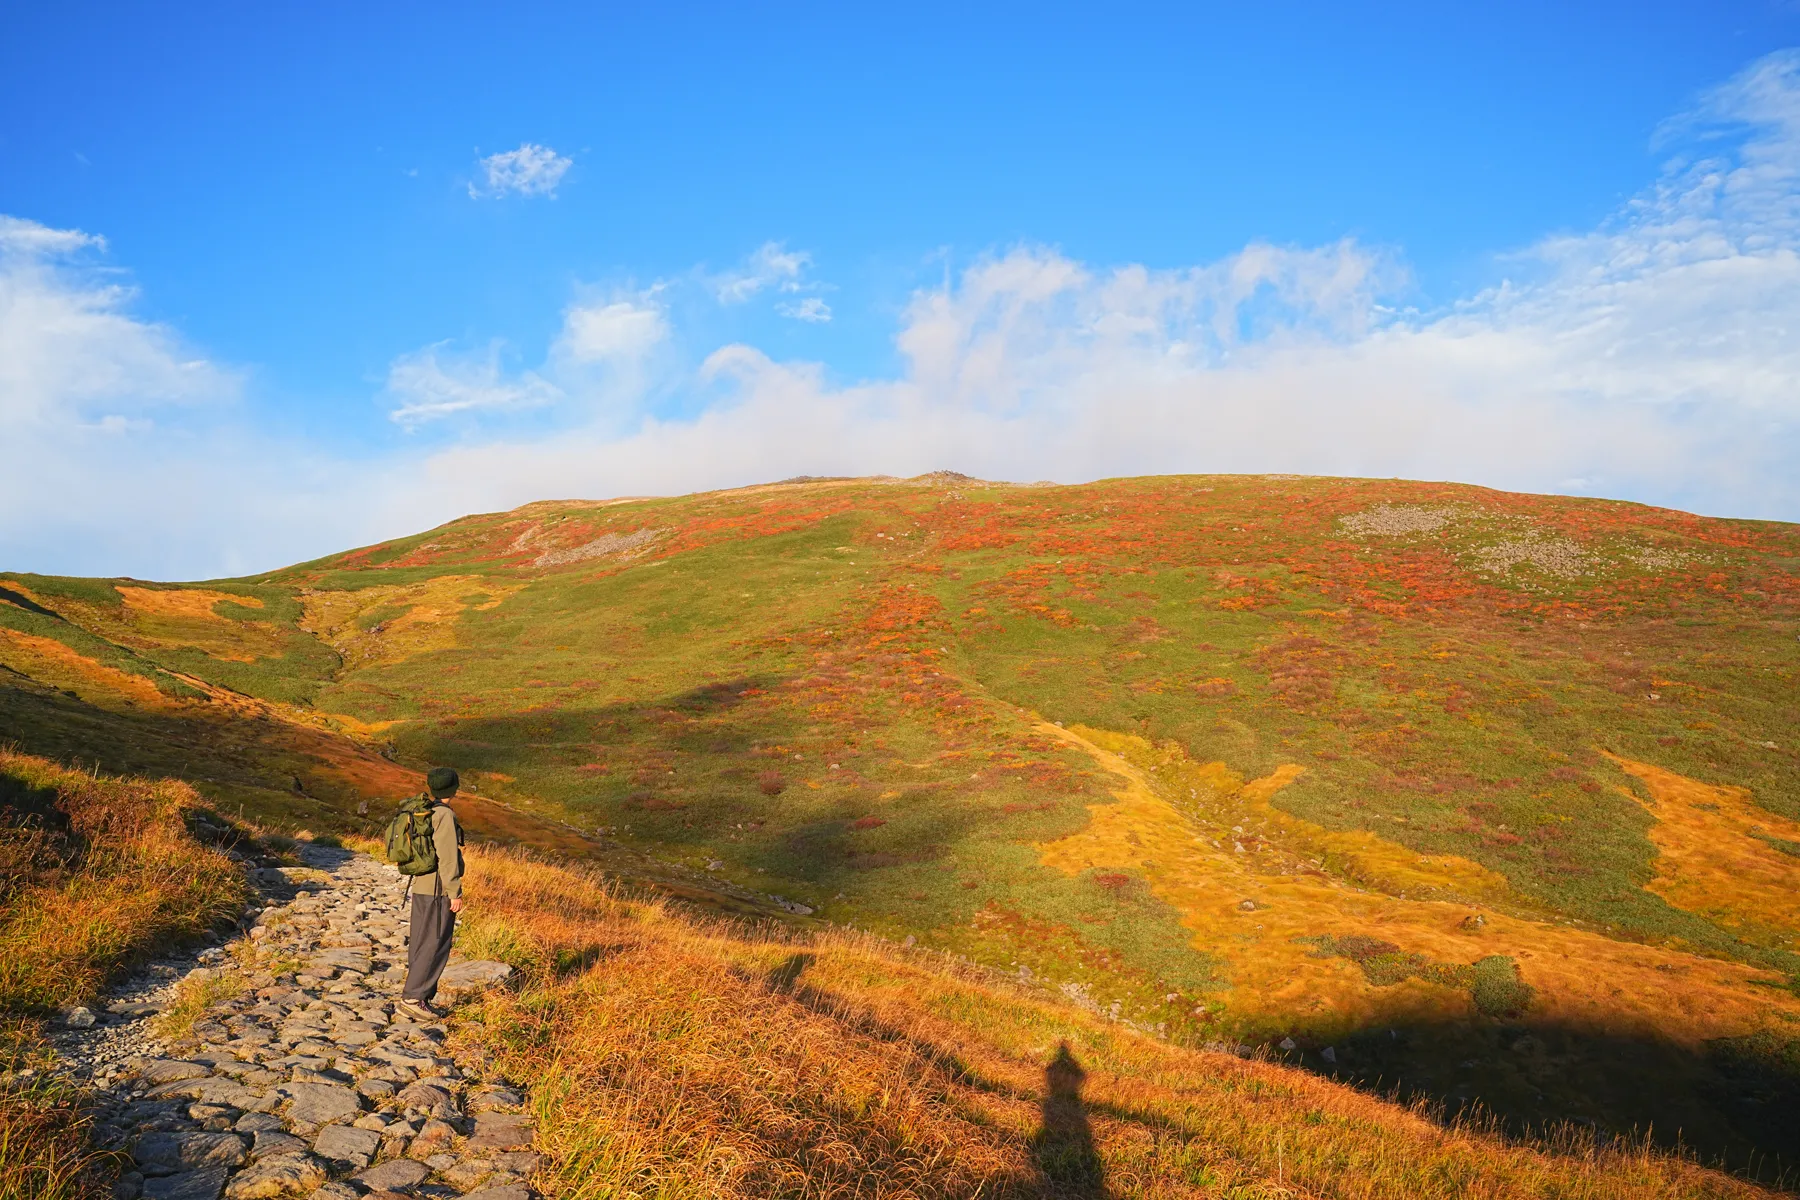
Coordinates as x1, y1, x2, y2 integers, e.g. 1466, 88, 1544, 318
133, 1133, 248, 1176
63, 1007, 97, 1028
223, 1154, 327, 1200
405, 1118, 456, 1160
395, 1081, 458, 1120
138, 1061, 213, 1086
142, 1168, 229, 1200
353, 1160, 429, 1192
312, 1125, 381, 1169
435, 960, 513, 998
466, 1086, 524, 1114
280, 1083, 361, 1129
461, 1187, 530, 1200
249, 1132, 306, 1162
466, 1113, 534, 1152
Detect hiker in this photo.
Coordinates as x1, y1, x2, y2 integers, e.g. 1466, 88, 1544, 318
390, 766, 465, 1022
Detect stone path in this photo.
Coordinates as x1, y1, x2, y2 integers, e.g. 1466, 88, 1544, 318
46, 843, 533, 1200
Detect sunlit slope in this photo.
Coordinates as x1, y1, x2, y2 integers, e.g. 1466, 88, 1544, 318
5, 472, 1800, 1168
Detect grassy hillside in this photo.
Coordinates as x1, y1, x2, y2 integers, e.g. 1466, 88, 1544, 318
4, 471, 1799, 1178
449, 841, 1782, 1200
0, 750, 253, 1200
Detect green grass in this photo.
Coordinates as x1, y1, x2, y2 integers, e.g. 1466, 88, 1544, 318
5, 473, 1800, 1171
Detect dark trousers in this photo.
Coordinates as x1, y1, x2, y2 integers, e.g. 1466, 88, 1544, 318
404, 892, 455, 1002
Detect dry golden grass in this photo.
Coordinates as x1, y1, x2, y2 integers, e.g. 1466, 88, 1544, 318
0, 749, 249, 1013
454, 845, 1777, 1199
0, 751, 247, 1200
1032, 726, 1800, 1047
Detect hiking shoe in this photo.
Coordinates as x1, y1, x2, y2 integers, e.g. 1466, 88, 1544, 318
396, 998, 441, 1022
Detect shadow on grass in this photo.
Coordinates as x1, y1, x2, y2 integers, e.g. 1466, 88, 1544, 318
1287, 1013, 1800, 1187
1028, 1042, 1109, 1198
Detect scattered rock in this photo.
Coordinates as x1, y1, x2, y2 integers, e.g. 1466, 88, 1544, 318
249, 1132, 306, 1162
467, 1085, 524, 1114
311, 1124, 382, 1167
280, 1083, 361, 1128
138, 1061, 213, 1085
143, 1167, 230, 1200
1278, 1037, 1298, 1051
406, 1118, 457, 1159
1321, 1046, 1337, 1064
461, 1186, 531, 1200
133, 1133, 249, 1175
50, 848, 539, 1200
64, 1007, 97, 1028
1461, 913, 1488, 931
354, 1159, 430, 1191
467, 1113, 535, 1151
440, 1158, 496, 1191
1236, 899, 1259, 912
395, 1081, 458, 1119
435, 960, 513, 997
222, 1154, 327, 1200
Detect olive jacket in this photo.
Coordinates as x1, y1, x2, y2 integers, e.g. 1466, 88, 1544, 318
410, 801, 464, 900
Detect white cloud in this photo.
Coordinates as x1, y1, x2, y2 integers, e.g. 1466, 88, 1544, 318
778, 296, 832, 322
384, 342, 562, 427
554, 298, 668, 363
712, 241, 810, 303
470, 143, 572, 198
0, 216, 235, 428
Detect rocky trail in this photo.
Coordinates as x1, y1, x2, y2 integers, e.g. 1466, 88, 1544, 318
40, 843, 534, 1200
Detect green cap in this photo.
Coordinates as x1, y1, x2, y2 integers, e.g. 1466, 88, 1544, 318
426, 767, 460, 798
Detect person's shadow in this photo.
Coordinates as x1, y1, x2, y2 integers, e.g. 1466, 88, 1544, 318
1027, 1042, 1108, 1197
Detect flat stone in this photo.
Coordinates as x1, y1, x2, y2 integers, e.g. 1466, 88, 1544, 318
250, 1132, 307, 1161
305, 1185, 359, 1200
307, 950, 371, 975
311, 1124, 381, 1167
491, 1152, 541, 1177
439, 1158, 493, 1191
405, 1119, 456, 1159
148, 1078, 272, 1112
142, 1168, 229, 1200
422, 1154, 456, 1171
434, 961, 512, 997
466, 1087, 523, 1114
110, 1001, 165, 1017
235, 1114, 284, 1133
356, 1078, 396, 1101
353, 1160, 429, 1191
138, 1061, 211, 1085
465, 1113, 534, 1151
394, 1082, 457, 1119
460, 1187, 530, 1200
280, 1083, 361, 1127
223, 1154, 327, 1200
132, 1133, 248, 1175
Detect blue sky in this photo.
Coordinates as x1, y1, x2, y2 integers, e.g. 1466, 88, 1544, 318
5, 3, 1800, 577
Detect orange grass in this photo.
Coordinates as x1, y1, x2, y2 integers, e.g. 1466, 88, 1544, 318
454, 846, 1778, 1199
0, 750, 249, 1014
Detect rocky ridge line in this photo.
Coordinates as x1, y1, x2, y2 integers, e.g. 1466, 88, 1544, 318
45, 842, 532, 1200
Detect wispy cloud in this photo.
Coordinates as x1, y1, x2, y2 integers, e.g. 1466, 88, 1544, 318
384, 342, 561, 427
712, 241, 809, 303
778, 296, 832, 323
554, 297, 668, 364
469, 142, 572, 198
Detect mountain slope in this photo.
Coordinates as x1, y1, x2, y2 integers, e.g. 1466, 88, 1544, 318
4, 472, 1799, 1175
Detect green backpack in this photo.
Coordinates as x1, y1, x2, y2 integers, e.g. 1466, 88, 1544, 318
384, 794, 443, 877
